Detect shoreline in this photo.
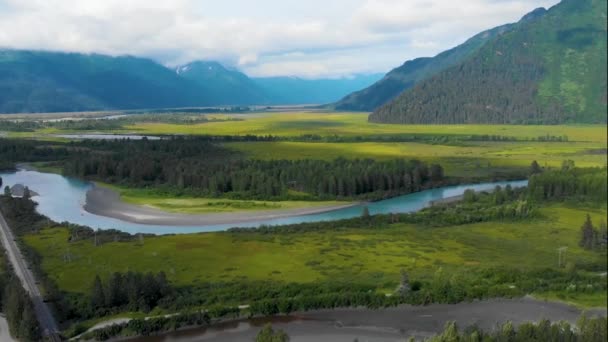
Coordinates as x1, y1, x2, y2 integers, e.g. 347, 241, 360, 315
84, 185, 362, 227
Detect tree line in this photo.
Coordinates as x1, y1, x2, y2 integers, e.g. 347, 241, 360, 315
427, 315, 606, 342
61, 138, 445, 200
579, 214, 607, 251
90, 271, 172, 315
527, 162, 607, 202
0, 248, 41, 341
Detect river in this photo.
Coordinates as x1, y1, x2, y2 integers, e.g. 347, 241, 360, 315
0, 169, 527, 235
125, 298, 605, 342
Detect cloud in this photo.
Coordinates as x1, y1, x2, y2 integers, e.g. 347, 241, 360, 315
0, 0, 559, 77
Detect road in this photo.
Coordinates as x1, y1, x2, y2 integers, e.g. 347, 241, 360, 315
0, 208, 61, 341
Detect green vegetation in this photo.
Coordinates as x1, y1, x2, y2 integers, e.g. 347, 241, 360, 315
113, 186, 349, 214
427, 315, 606, 342
1, 166, 606, 339
255, 324, 290, 342
226, 140, 606, 178
371, 0, 607, 124
119, 112, 608, 141
0, 245, 41, 341
23, 204, 606, 302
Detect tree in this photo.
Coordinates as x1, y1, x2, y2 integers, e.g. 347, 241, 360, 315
23, 186, 31, 200
361, 206, 370, 220
463, 189, 476, 203
530, 160, 542, 174
399, 269, 410, 295
255, 324, 290, 342
91, 275, 106, 312
579, 214, 596, 250
3, 185, 10, 197
0, 176, 2, 188
561, 160, 575, 171
18, 303, 40, 341
598, 220, 608, 248
429, 164, 444, 182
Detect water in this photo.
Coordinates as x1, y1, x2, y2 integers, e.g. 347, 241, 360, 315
125, 299, 599, 342
0, 170, 527, 235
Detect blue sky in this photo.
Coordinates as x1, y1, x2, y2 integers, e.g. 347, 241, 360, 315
0, 0, 560, 78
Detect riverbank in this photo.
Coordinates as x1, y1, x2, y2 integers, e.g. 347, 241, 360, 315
84, 185, 361, 226
119, 297, 606, 342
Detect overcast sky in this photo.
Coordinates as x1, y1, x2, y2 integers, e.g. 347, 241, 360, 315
0, 0, 559, 78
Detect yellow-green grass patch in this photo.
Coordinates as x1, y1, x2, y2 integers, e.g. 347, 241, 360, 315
122, 112, 607, 143
24, 204, 606, 308
100, 185, 349, 214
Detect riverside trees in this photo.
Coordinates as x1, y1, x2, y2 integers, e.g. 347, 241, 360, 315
62, 138, 445, 200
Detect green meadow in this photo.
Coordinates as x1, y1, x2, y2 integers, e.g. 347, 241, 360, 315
123, 112, 607, 142
111, 185, 349, 214
225, 140, 606, 177
23, 204, 607, 307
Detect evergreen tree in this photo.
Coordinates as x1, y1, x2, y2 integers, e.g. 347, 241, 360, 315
91, 275, 106, 312
579, 214, 596, 250
18, 303, 41, 342
361, 206, 370, 220
530, 160, 542, 174
3, 185, 10, 196
23, 186, 31, 200
255, 324, 290, 342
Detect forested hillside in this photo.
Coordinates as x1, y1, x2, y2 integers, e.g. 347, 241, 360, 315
370, 0, 607, 124
0, 50, 210, 113
332, 18, 522, 111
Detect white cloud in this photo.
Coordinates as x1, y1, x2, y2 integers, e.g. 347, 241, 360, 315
0, 0, 559, 77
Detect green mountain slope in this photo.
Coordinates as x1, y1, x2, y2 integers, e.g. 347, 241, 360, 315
332, 19, 523, 112
0, 50, 211, 113
370, 0, 607, 124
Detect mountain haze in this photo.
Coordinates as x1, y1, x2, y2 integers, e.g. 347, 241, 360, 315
0, 51, 379, 113
254, 74, 383, 105
370, 0, 607, 124
175, 61, 269, 105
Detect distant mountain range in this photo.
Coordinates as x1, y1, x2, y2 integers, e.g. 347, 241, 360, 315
369, 0, 607, 124
0, 50, 380, 113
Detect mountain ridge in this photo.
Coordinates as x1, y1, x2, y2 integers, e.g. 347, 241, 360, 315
370, 0, 607, 124
0, 50, 381, 113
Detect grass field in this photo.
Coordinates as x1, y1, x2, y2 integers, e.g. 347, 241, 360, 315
224, 140, 607, 177
122, 112, 607, 143
113, 186, 350, 214
23, 204, 607, 306
121, 112, 606, 178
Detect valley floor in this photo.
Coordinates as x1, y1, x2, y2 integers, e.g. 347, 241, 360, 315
24, 203, 607, 307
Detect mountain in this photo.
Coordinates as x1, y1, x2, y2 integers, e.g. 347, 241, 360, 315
0, 50, 381, 113
254, 74, 383, 105
175, 61, 268, 105
332, 21, 518, 112
370, 0, 607, 124
0, 50, 210, 113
